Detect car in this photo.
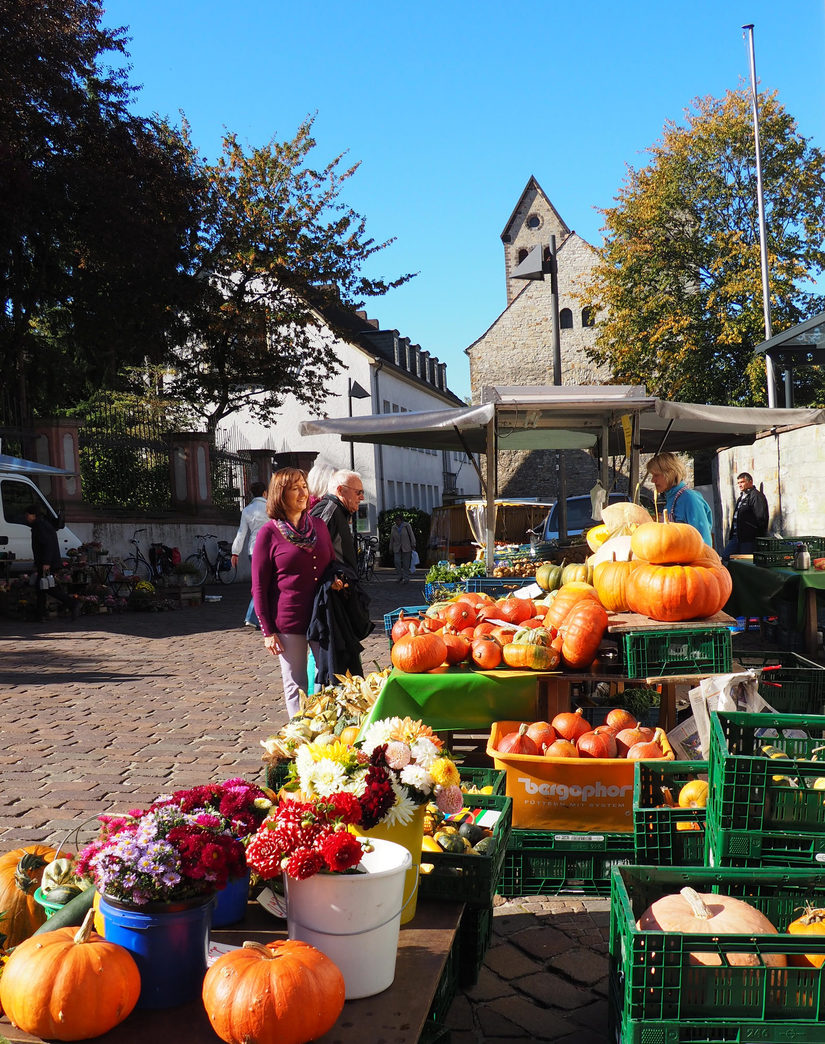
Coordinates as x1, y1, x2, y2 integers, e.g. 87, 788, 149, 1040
539, 492, 655, 542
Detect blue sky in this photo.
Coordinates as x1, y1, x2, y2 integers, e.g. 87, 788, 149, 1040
100, 1, 825, 401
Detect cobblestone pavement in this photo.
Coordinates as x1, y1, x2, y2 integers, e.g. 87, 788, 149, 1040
0, 569, 612, 1041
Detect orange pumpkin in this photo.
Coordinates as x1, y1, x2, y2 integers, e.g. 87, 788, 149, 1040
0, 845, 56, 946
593, 556, 638, 613
493, 597, 534, 625
471, 635, 503, 670
0, 909, 140, 1041
544, 584, 601, 631
787, 906, 825, 968
390, 627, 447, 673
501, 642, 561, 670
338, 726, 361, 746
202, 939, 346, 1044
630, 520, 703, 565
626, 562, 726, 622
559, 600, 609, 669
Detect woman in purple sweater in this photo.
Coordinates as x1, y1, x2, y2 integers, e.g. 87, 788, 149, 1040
252, 468, 340, 717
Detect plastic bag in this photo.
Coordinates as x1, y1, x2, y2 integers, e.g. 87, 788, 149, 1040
410, 550, 420, 571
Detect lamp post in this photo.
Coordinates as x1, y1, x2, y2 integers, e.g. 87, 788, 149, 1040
347, 378, 370, 540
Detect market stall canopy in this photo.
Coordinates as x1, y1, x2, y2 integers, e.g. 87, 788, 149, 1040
299, 385, 825, 455
0, 454, 76, 476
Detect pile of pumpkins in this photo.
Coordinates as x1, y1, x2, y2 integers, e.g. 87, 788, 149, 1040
390, 583, 609, 674
421, 803, 496, 856
389, 520, 731, 676
540, 518, 732, 623
493, 707, 673, 761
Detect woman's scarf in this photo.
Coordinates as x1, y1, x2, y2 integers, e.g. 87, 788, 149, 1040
272, 512, 317, 552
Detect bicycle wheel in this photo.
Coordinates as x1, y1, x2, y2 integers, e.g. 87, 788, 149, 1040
122, 555, 151, 582
216, 554, 237, 585
184, 553, 209, 587
365, 551, 375, 581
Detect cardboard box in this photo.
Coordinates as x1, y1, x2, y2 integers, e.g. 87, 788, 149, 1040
486, 720, 673, 833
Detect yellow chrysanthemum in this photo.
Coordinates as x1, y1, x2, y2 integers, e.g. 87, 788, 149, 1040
305, 739, 352, 765
429, 757, 460, 787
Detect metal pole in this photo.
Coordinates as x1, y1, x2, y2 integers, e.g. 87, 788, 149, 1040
743, 23, 777, 408
547, 234, 568, 537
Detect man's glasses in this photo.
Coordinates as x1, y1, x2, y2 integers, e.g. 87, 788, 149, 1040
343, 485, 365, 498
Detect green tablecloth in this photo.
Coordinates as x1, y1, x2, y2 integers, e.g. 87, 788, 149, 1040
362, 667, 542, 733
726, 560, 825, 629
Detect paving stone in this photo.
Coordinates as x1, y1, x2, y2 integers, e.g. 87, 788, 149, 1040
516, 970, 595, 1010
511, 924, 572, 961
482, 941, 544, 980
485, 996, 579, 1040
547, 947, 609, 986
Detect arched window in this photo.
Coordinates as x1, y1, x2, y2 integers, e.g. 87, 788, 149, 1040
581, 307, 595, 328
517, 248, 529, 263
560, 308, 573, 330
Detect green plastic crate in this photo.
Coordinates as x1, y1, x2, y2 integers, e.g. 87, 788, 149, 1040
458, 766, 506, 795
622, 626, 732, 678
633, 761, 708, 867
419, 792, 512, 908
457, 904, 493, 988
610, 864, 825, 1044
706, 710, 825, 867
425, 926, 459, 1027
500, 829, 636, 897
753, 535, 825, 567
735, 649, 824, 671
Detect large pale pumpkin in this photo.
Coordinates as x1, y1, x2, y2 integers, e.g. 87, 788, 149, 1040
0, 909, 140, 1040
0, 845, 56, 946
203, 939, 346, 1044
637, 886, 786, 968
626, 562, 726, 622
630, 520, 703, 565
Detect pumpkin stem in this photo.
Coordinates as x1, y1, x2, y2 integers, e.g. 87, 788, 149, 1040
73, 908, 96, 944
14, 852, 49, 893
795, 903, 825, 925
242, 940, 276, 958
680, 886, 712, 920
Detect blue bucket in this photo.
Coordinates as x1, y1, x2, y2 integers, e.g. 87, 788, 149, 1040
99, 893, 215, 1009
211, 872, 250, 927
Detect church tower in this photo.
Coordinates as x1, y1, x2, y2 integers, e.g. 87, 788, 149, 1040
501, 177, 570, 306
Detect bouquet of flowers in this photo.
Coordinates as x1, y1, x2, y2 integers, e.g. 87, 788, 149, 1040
288, 716, 463, 829
150, 778, 272, 840
75, 779, 271, 905
246, 793, 367, 881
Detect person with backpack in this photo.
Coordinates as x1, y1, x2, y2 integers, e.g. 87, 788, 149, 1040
389, 514, 417, 583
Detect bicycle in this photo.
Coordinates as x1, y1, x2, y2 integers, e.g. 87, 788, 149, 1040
122, 529, 178, 584
356, 534, 378, 581
184, 533, 237, 586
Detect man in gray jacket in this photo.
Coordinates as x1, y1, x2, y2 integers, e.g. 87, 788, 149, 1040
389, 514, 417, 583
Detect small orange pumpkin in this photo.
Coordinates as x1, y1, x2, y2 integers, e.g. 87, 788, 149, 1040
202, 939, 346, 1044
0, 909, 140, 1041
787, 905, 825, 968
0, 845, 56, 946
338, 725, 361, 746
390, 626, 447, 673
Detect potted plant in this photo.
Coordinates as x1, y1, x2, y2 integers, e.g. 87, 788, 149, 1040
170, 561, 202, 587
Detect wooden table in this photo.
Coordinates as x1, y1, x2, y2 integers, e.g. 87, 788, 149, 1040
0, 900, 464, 1044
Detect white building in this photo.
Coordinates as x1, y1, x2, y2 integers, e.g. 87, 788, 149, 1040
217, 306, 480, 534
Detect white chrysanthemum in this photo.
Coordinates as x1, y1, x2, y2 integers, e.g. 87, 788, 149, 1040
294, 744, 315, 780
400, 763, 433, 795
381, 781, 419, 827
359, 717, 399, 756
304, 759, 348, 797
410, 737, 440, 768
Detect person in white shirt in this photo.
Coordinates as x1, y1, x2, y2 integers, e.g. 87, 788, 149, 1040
231, 481, 269, 628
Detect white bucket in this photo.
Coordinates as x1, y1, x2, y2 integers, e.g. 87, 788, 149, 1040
285, 837, 413, 999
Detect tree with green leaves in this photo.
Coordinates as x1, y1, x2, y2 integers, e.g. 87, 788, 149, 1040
161, 117, 413, 439
1, 0, 200, 421
583, 88, 825, 407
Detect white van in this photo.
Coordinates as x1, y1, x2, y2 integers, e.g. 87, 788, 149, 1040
0, 456, 83, 570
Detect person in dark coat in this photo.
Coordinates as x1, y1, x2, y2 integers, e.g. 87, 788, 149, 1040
722, 472, 769, 561
309, 469, 373, 676
24, 505, 78, 622
307, 562, 374, 686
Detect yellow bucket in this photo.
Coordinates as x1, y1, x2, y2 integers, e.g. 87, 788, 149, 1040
352, 803, 425, 923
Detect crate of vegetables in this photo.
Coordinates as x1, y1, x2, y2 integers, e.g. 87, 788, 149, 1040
419, 791, 512, 908
486, 714, 675, 833
633, 760, 708, 867
610, 864, 825, 1044
706, 710, 825, 867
